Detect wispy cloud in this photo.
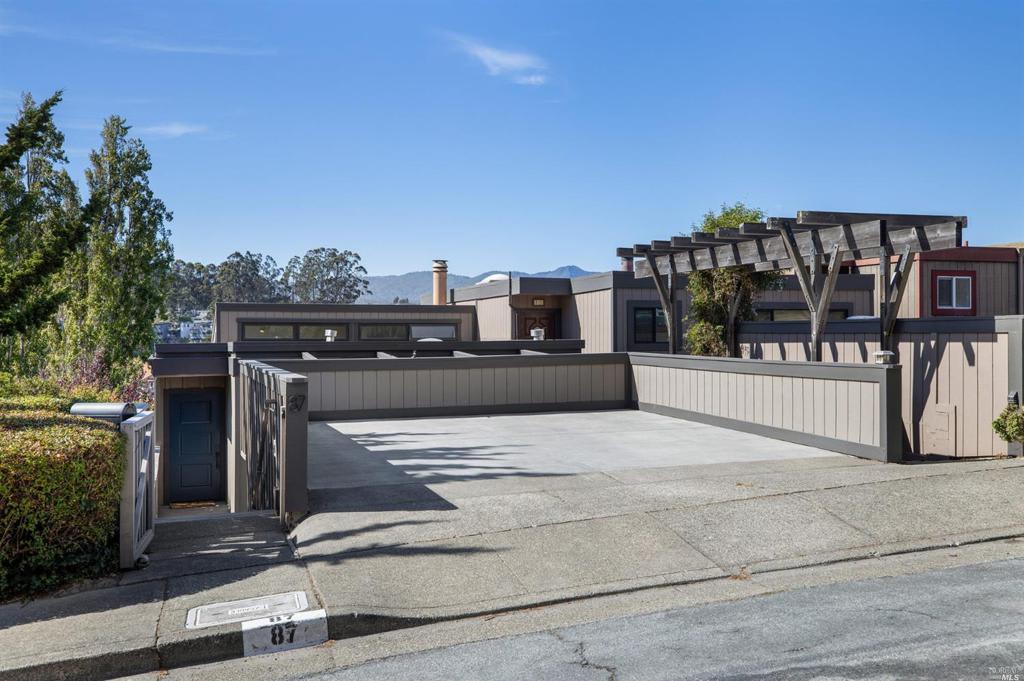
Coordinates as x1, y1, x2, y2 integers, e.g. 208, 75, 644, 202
443, 32, 548, 86
97, 36, 275, 57
136, 123, 208, 138
0, 23, 275, 57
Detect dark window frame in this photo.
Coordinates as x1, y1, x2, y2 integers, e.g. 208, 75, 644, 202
752, 305, 851, 322
237, 317, 462, 342
931, 269, 976, 316
358, 323, 410, 341
240, 321, 352, 341
624, 299, 683, 352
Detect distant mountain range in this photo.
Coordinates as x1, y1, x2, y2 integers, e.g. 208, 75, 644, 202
358, 265, 597, 303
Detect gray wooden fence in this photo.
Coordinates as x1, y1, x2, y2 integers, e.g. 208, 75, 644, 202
119, 412, 158, 569
739, 316, 1022, 457
237, 360, 309, 525
267, 353, 632, 420
628, 353, 904, 462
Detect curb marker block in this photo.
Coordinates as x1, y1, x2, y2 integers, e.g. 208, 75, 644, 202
186, 591, 309, 630
242, 608, 329, 657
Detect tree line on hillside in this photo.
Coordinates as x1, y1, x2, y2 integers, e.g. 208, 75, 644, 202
167, 248, 371, 319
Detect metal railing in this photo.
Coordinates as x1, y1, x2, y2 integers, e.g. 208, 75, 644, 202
238, 360, 309, 525
119, 412, 158, 569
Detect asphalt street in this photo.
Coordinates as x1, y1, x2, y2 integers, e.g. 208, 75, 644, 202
309, 558, 1024, 681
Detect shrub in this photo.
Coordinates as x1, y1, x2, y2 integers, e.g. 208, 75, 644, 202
993, 405, 1024, 444
0, 370, 116, 404
0, 409, 124, 598
0, 395, 74, 413
0, 372, 60, 398
685, 320, 729, 357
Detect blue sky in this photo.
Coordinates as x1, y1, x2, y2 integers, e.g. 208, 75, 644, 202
2, 0, 1022, 276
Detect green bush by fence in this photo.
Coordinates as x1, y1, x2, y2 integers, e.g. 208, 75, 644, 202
0, 407, 124, 598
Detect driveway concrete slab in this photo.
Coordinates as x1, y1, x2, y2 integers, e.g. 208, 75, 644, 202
653, 495, 877, 567
485, 513, 717, 592
314, 411, 839, 494
426, 471, 618, 500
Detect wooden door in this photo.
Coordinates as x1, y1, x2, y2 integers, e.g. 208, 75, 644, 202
167, 389, 225, 503
517, 311, 559, 340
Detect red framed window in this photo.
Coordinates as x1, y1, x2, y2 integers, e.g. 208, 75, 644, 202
930, 269, 976, 316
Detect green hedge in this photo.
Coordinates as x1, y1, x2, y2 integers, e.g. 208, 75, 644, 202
0, 395, 75, 413
0, 409, 124, 598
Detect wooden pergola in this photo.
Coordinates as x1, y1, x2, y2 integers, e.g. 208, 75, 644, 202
617, 211, 967, 361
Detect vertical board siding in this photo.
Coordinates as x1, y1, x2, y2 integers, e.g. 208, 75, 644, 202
739, 328, 1012, 458
920, 261, 1019, 317
630, 362, 881, 447
469, 297, 514, 340
857, 259, 1019, 318
566, 289, 613, 353
297, 356, 627, 416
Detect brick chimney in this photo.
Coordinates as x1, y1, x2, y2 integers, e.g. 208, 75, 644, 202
620, 257, 634, 272
432, 260, 448, 305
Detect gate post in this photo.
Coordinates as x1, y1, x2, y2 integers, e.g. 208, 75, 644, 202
278, 373, 309, 527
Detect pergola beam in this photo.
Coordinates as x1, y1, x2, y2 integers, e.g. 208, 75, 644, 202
632, 219, 961, 277
798, 210, 967, 229
621, 210, 966, 362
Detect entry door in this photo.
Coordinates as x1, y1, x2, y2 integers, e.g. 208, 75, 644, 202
167, 389, 225, 503
517, 311, 559, 340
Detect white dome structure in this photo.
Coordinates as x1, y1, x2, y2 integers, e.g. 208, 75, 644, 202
476, 273, 510, 285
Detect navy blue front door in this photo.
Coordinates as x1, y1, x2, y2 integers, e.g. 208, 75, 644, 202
167, 389, 225, 503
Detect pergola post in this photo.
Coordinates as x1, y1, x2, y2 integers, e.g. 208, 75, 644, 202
668, 254, 681, 354
645, 252, 678, 354
777, 223, 844, 362
882, 245, 915, 353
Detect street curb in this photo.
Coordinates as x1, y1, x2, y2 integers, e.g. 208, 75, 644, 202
5, 528, 1024, 681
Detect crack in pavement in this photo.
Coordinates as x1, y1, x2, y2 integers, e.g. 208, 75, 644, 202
548, 629, 619, 680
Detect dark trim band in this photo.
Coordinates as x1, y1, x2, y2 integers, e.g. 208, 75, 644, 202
311, 401, 631, 422
628, 351, 896, 382
265, 352, 628, 374
637, 402, 890, 462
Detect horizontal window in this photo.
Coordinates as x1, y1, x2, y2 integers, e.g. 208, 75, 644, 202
359, 324, 409, 341
757, 308, 848, 322
410, 324, 457, 340
298, 324, 348, 340
242, 324, 294, 340
633, 307, 667, 344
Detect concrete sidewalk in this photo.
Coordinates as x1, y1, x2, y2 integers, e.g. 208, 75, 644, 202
3, 413, 1024, 680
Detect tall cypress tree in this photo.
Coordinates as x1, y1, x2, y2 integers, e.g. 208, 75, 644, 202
0, 92, 91, 340
82, 116, 173, 370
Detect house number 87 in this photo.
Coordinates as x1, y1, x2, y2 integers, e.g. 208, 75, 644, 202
270, 621, 297, 645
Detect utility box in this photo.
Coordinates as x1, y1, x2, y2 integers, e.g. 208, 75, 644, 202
70, 402, 138, 425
